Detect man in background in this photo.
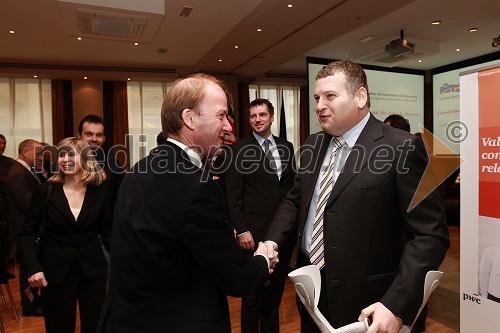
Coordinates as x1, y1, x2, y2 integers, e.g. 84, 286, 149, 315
383, 114, 411, 133
103, 73, 278, 333
0, 134, 14, 280
225, 98, 295, 333
77, 114, 124, 205
6, 139, 43, 316
265, 60, 449, 332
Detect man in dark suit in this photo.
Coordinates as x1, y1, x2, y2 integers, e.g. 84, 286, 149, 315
225, 98, 295, 333
0, 134, 14, 280
6, 139, 43, 316
265, 60, 450, 332
103, 73, 278, 333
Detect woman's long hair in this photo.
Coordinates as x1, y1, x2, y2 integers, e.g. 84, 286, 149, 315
48, 137, 106, 185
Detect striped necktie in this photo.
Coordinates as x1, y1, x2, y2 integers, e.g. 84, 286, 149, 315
309, 136, 345, 270
264, 139, 277, 173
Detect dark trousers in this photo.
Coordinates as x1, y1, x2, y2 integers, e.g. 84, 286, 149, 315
296, 251, 330, 333
241, 248, 292, 333
42, 260, 106, 333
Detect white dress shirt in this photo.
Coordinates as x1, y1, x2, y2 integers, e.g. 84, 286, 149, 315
479, 246, 500, 298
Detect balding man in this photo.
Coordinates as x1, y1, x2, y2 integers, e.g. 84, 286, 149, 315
6, 139, 43, 316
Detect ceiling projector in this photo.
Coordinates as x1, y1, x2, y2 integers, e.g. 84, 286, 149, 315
385, 30, 415, 57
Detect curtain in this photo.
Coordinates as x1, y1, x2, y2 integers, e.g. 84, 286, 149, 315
51, 79, 73, 144
0, 78, 52, 157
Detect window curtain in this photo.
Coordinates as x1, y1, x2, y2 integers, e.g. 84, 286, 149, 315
103, 81, 129, 170
127, 81, 173, 166
51, 79, 73, 144
0, 78, 52, 157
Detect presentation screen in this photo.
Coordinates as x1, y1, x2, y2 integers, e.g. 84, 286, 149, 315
433, 58, 500, 154
308, 59, 424, 136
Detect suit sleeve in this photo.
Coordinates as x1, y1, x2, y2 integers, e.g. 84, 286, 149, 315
15, 183, 48, 277
381, 136, 450, 325
98, 184, 113, 252
224, 144, 250, 235
180, 179, 269, 297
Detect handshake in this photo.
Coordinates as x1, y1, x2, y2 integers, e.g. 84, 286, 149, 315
254, 241, 279, 274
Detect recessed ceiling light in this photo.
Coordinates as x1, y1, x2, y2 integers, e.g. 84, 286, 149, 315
288, 4, 293, 8
218, 59, 222, 62
456, 48, 460, 52
257, 29, 262, 32
432, 20, 441, 25
9, 30, 14, 34
358, 35, 373, 43
127, 78, 131, 81
134, 42, 139, 46
469, 28, 478, 32
418, 60, 422, 63
77, 37, 82, 40
33, 75, 38, 78
234, 45, 239, 49
84, 76, 88, 80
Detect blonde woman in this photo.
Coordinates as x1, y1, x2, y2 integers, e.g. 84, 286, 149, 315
17, 137, 112, 333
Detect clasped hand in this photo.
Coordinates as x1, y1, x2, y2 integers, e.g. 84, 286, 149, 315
254, 241, 279, 274
28, 272, 48, 287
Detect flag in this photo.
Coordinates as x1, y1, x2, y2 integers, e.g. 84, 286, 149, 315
224, 105, 237, 144
279, 93, 287, 140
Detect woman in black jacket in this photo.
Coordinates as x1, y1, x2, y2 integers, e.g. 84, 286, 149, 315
16, 137, 112, 333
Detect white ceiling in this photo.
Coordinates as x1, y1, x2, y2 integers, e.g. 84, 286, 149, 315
0, 0, 498, 81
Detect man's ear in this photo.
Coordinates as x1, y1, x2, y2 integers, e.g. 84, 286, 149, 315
355, 87, 368, 109
182, 109, 195, 130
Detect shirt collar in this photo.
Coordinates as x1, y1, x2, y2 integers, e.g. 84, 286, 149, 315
253, 132, 276, 148
341, 112, 370, 147
16, 158, 32, 171
166, 138, 203, 169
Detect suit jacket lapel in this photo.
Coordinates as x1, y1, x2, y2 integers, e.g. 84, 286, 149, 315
77, 185, 99, 224
51, 184, 77, 223
328, 114, 383, 204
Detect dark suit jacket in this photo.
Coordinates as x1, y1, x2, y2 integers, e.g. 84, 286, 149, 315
225, 135, 296, 244
0, 155, 14, 223
107, 141, 269, 333
266, 114, 450, 327
6, 160, 40, 238
16, 182, 112, 285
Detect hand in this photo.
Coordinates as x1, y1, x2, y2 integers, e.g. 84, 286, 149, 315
359, 302, 402, 333
255, 242, 279, 274
28, 272, 48, 287
238, 231, 255, 250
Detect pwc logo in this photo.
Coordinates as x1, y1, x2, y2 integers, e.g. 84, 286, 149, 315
463, 293, 481, 304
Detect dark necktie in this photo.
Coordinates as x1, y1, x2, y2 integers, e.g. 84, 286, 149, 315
264, 139, 277, 173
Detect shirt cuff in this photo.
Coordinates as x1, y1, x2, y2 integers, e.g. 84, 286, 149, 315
265, 240, 278, 250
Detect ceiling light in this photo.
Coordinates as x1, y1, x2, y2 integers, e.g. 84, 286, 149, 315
84, 76, 88, 80
492, 35, 499, 47
179, 6, 193, 17
358, 35, 373, 43
9, 30, 14, 34
134, 42, 139, 46
469, 28, 478, 32
418, 60, 422, 63
257, 29, 262, 32
431, 20, 441, 25
218, 59, 222, 62
234, 45, 239, 49
288, 4, 293, 8
33, 75, 38, 78
127, 78, 131, 81
77, 37, 82, 40
456, 48, 460, 52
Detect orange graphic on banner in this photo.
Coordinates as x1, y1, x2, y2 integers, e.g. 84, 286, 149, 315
408, 126, 463, 211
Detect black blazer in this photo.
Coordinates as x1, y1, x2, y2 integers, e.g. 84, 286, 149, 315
225, 135, 295, 244
107, 141, 269, 333
266, 114, 450, 327
16, 182, 112, 285
6, 160, 40, 236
